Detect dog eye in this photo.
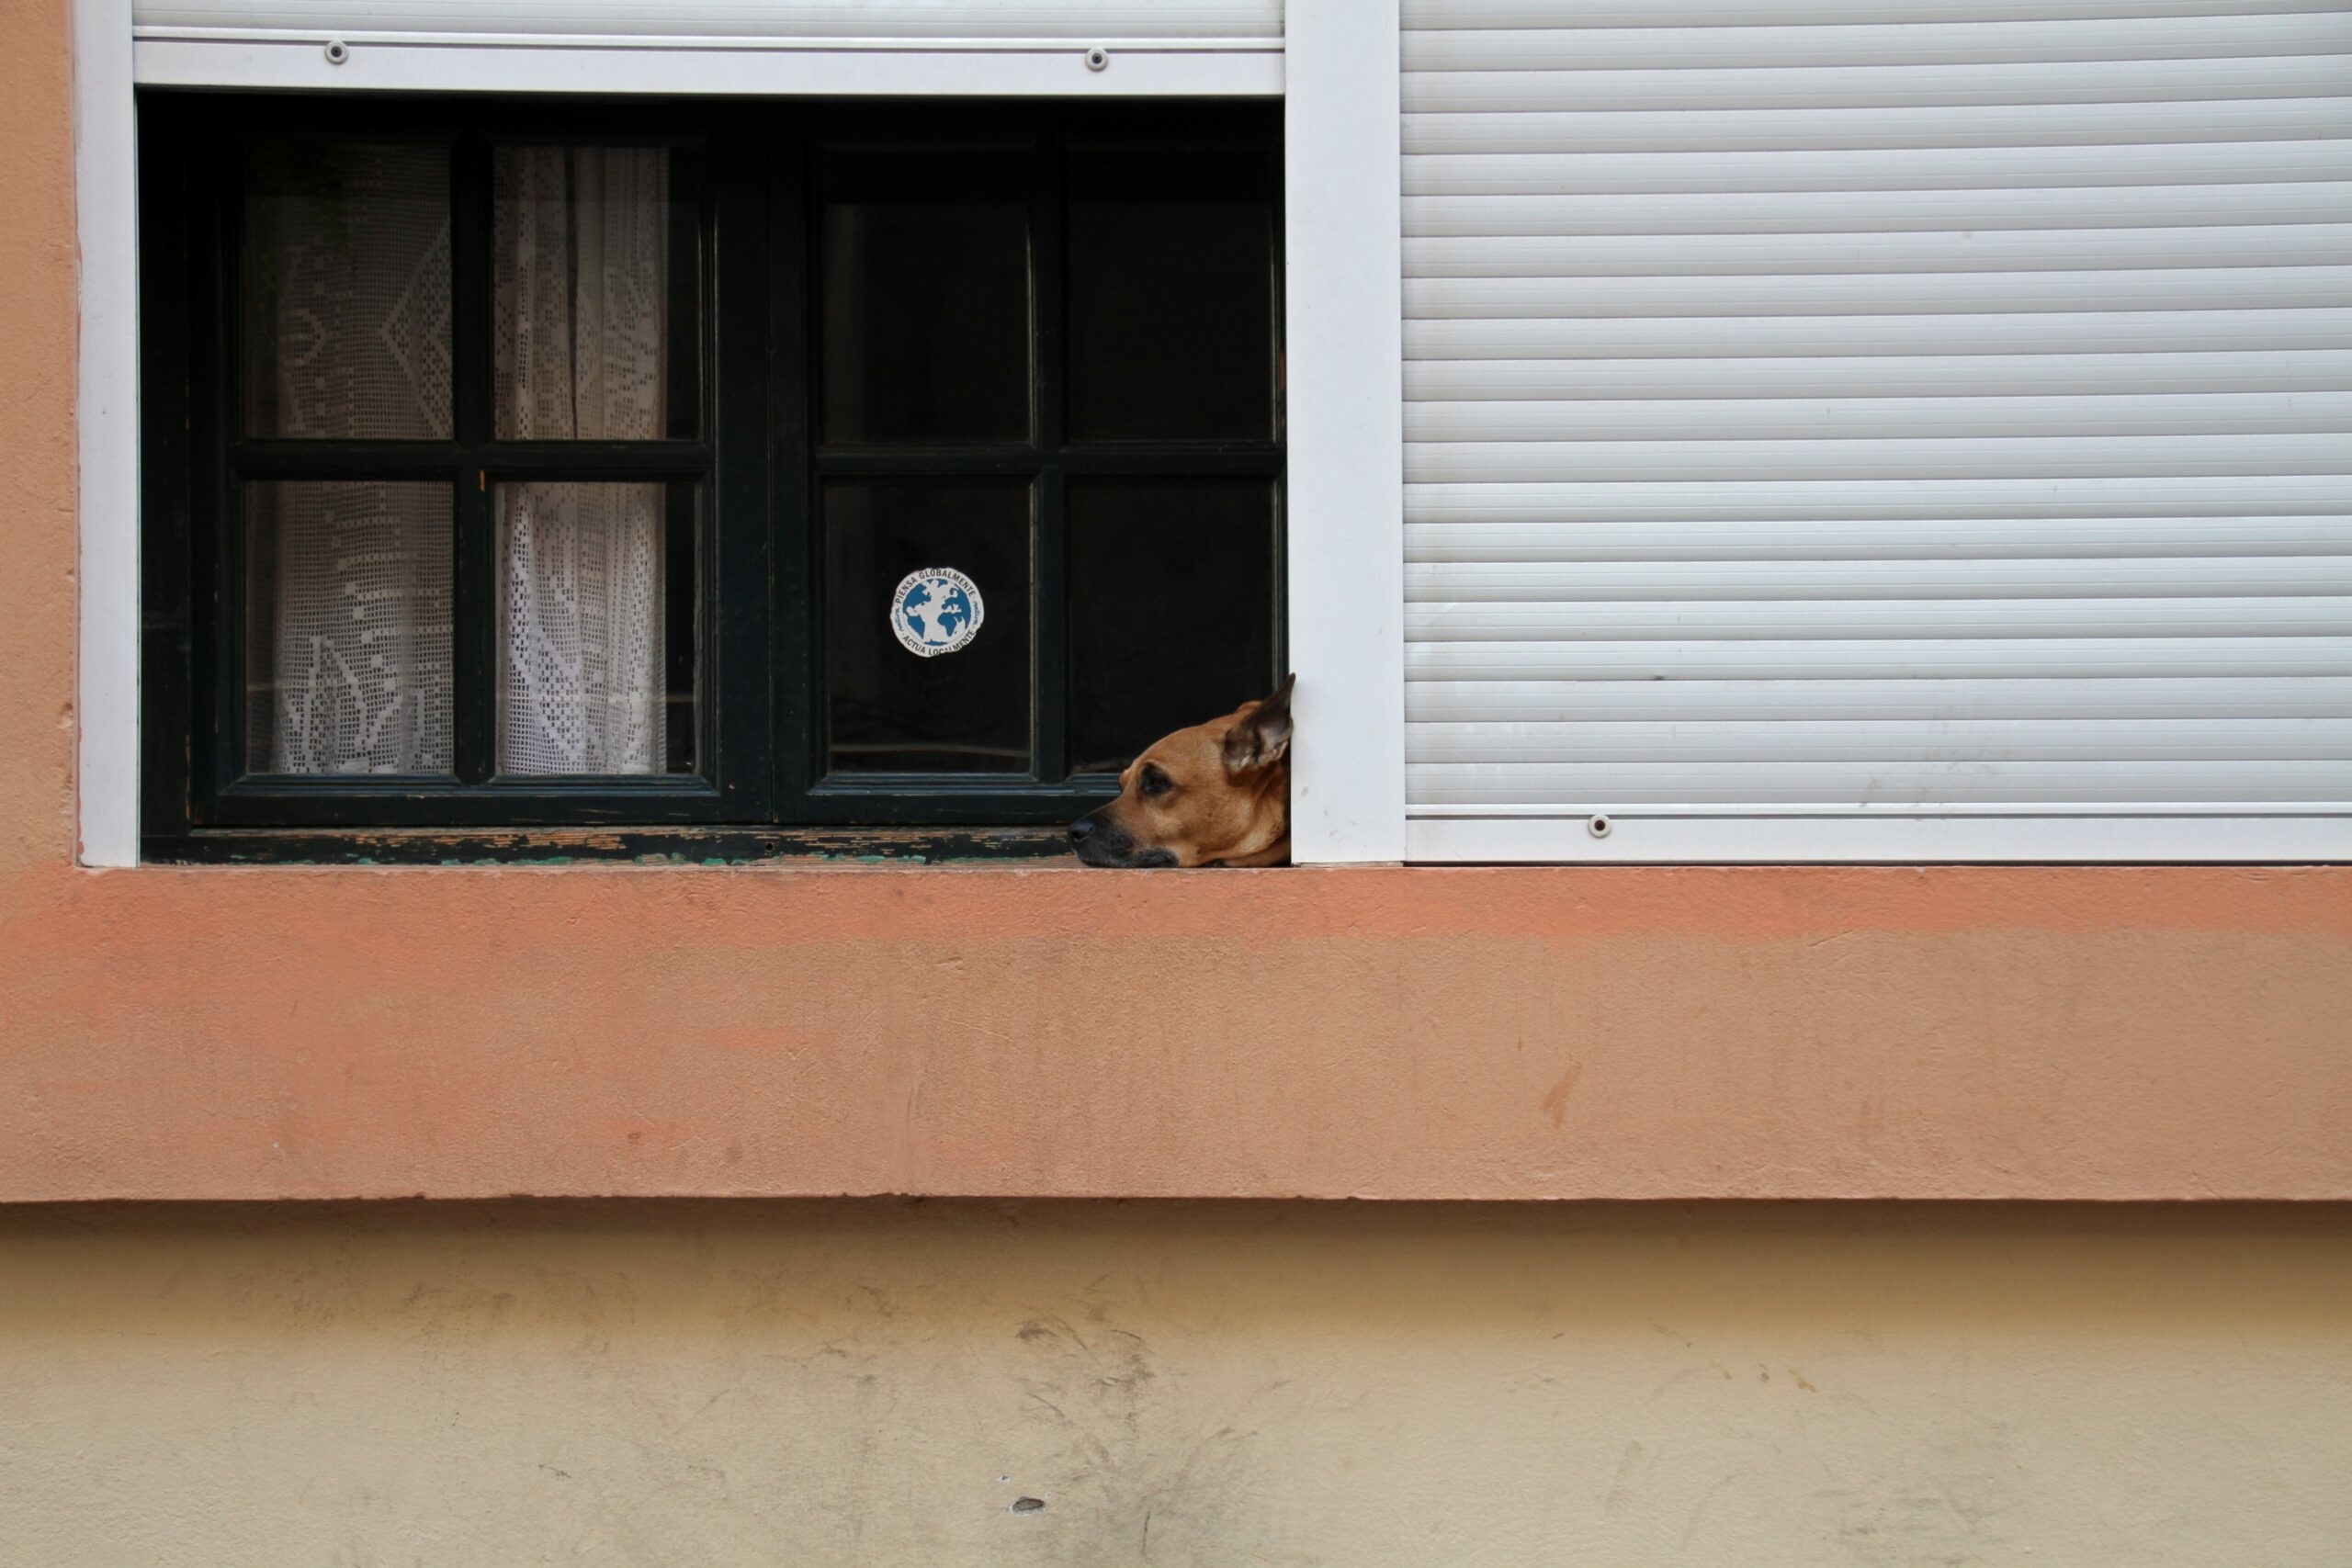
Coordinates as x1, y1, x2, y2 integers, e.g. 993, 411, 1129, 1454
1138, 764, 1173, 798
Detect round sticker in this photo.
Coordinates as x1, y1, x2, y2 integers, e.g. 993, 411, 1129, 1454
889, 568, 985, 658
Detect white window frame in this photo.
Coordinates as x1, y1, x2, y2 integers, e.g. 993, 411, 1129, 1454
71, 0, 1410, 866
77, 1, 2346, 867
1281, 0, 1408, 863
130, 30, 1283, 97
74, 0, 141, 868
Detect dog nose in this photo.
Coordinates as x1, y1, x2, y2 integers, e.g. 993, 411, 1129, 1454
1068, 818, 1094, 845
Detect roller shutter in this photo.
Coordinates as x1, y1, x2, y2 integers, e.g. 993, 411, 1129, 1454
132, 2, 1280, 37
1402, 0, 2352, 860
130, 1, 1283, 93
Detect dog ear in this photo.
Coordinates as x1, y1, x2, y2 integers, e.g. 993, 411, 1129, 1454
1221, 672, 1295, 775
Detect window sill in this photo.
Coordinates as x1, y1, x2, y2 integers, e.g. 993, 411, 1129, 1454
4, 863, 2346, 1202
144, 825, 1077, 865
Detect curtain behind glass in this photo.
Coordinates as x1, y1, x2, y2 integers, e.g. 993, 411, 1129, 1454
492, 146, 670, 775
245, 142, 455, 773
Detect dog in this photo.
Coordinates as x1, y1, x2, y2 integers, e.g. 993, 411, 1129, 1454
1069, 674, 1294, 868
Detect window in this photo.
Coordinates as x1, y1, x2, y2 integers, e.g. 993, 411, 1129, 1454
138, 98, 1283, 858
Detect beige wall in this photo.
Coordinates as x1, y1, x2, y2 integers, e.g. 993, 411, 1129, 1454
2, 1201, 2347, 1566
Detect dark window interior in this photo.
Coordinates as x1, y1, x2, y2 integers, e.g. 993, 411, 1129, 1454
138, 98, 1283, 860
1069, 479, 1277, 775
823, 480, 1034, 775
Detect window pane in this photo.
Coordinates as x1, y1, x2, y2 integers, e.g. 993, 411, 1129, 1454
826, 482, 1031, 774
242, 142, 452, 440
820, 149, 1030, 443
245, 480, 453, 774
493, 146, 696, 441
1069, 479, 1276, 775
1066, 147, 1274, 442
497, 481, 695, 776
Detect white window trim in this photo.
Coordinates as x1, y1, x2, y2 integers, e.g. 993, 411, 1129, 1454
131, 29, 1282, 96
76, 0, 1416, 864
1282, 0, 1408, 863
74, 0, 141, 869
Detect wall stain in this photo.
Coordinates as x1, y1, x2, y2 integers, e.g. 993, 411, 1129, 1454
1540, 1061, 1585, 1129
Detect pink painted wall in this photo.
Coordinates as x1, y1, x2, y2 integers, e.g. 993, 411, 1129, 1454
5, 861, 2349, 1199
5, 0, 2347, 1203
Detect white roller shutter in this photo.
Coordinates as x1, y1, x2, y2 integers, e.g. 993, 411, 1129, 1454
1402, 0, 2352, 861
132, 0, 1282, 94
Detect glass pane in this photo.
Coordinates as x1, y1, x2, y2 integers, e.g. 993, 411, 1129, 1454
496, 482, 695, 775
493, 146, 696, 441
242, 142, 452, 440
1069, 479, 1276, 774
820, 149, 1030, 443
1066, 147, 1274, 441
245, 480, 453, 774
825, 482, 1031, 774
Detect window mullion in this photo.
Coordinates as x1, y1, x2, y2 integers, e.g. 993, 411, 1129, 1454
198, 142, 238, 818
139, 109, 198, 844
1030, 118, 1071, 787
451, 136, 497, 785
764, 115, 814, 818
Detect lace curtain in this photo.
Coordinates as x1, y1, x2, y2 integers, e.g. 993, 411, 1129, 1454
248, 144, 455, 773
252, 142, 668, 776
493, 146, 669, 775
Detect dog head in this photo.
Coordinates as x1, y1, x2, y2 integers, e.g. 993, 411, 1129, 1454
1069, 674, 1294, 868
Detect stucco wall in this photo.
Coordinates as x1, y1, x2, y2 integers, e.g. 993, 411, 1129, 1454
8, 0, 2352, 1209
8, 2, 2351, 1560
3, 1201, 2349, 1567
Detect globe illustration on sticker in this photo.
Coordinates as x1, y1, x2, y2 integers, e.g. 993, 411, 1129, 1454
890, 568, 985, 658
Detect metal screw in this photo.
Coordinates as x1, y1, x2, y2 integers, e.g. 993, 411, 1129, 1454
1084, 45, 1110, 71
323, 38, 350, 65
1587, 814, 1612, 839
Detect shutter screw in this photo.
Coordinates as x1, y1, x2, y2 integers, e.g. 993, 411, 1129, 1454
1084, 46, 1110, 71
323, 39, 351, 65
1587, 814, 1612, 839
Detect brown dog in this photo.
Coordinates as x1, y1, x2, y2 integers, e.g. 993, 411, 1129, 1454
1069, 675, 1294, 867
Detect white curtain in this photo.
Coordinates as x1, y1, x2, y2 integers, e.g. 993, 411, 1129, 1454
253, 142, 670, 776
492, 146, 669, 775
252, 144, 455, 774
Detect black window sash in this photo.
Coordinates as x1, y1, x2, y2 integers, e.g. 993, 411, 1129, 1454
139, 96, 1283, 851
164, 102, 745, 831
790, 106, 1284, 827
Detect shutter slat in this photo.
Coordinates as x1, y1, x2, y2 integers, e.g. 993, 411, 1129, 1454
1408, 760, 2352, 807
1407, 516, 2352, 560
1410, 557, 2352, 602
1408, 352, 2352, 399
1406, 393, 2352, 441
1406, 435, 2352, 483
1405, 476, 2352, 520
1409, 310, 2352, 359
1408, 638, 2352, 681
1406, 597, 2352, 642
1404, 141, 2352, 195
1404, 15, 2352, 71
1407, 2, 2352, 28
1407, 269, 2352, 317
1404, 57, 2352, 114
1406, 99, 2352, 154
1408, 677, 2352, 722
1406, 186, 2352, 237
1408, 717, 2352, 763
1406, 227, 2352, 277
